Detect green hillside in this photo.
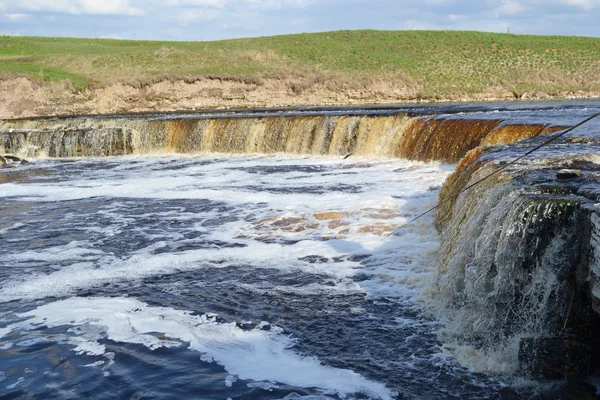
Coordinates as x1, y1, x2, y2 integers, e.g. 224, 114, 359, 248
1, 30, 599, 97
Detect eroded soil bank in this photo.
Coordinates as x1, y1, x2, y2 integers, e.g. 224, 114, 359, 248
2, 76, 600, 120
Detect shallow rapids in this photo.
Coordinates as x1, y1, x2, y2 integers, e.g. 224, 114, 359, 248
1, 155, 518, 399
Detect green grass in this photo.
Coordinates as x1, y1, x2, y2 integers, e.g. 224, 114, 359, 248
1, 30, 600, 96
0, 61, 88, 87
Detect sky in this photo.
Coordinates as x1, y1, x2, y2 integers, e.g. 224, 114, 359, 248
0, 0, 599, 41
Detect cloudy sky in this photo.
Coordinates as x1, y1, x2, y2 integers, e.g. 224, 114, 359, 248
0, 0, 598, 41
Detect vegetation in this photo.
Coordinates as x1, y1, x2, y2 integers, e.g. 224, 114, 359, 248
1, 30, 599, 97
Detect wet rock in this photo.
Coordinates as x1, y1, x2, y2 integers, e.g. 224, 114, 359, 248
314, 212, 348, 220
531, 381, 598, 400
328, 220, 350, 229
2, 155, 29, 165
363, 208, 400, 219
556, 169, 581, 180
357, 223, 396, 235
272, 217, 304, 227
519, 337, 592, 379
259, 323, 271, 331
299, 255, 329, 264
493, 387, 521, 400
254, 213, 323, 235
235, 321, 254, 330
0, 155, 6, 167
341, 162, 372, 169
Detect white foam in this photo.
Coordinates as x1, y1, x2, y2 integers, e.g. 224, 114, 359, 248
6, 377, 25, 390
4, 297, 393, 400
225, 374, 237, 387
0, 156, 446, 210
247, 381, 280, 390
6, 241, 105, 262
0, 240, 362, 302
281, 394, 336, 400
0, 156, 452, 303
0, 155, 459, 394
0, 222, 25, 235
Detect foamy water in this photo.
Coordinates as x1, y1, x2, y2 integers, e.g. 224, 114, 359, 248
0, 155, 507, 399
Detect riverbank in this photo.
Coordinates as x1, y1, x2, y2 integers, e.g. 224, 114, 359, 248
2, 75, 599, 120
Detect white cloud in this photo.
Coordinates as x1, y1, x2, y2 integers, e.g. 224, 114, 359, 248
558, 0, 600, 9
77, 0, 143, 15
240, 0, 314, 11
403, 19, 440, 30
177, 7, 221, 23
221, 10, 263, 32
167, 0, 230, 7
493, 0, 528, 16
447, 13, 468, 21
4, 13, 31, 21
9, 0, 143, 16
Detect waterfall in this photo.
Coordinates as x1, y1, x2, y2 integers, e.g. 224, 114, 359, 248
0, 112, 559, 162
4, 107, 593, 379
2, 127, 133, 158
434, 127, 600, 377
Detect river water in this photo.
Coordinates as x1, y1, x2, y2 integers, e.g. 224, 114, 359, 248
0, 154, 518, 399
5, 102, 600, 399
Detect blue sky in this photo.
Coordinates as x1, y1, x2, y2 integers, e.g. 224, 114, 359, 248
0, 0, 599, 41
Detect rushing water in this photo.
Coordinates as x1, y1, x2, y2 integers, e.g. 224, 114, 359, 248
0, 155, 522, 399
4, 102, 600, 399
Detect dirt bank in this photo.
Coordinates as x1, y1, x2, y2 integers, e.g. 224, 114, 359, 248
1, 76, 599, 119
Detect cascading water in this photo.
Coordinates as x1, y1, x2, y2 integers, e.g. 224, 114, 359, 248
436, 115, 600, 381
1, 107, 568, 162
437, 175, 593, 374
2, 103, 600, 399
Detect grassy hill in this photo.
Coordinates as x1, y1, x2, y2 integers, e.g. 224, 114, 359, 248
1, 30, 600, 98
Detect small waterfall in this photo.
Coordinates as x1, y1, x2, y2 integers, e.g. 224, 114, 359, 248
588, 211, 600, 314
0, 112, 560, 162
435, 133, 600, 377
439, 181, 589, 341
405, 119, 503, 162
2, 127, 133, 159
